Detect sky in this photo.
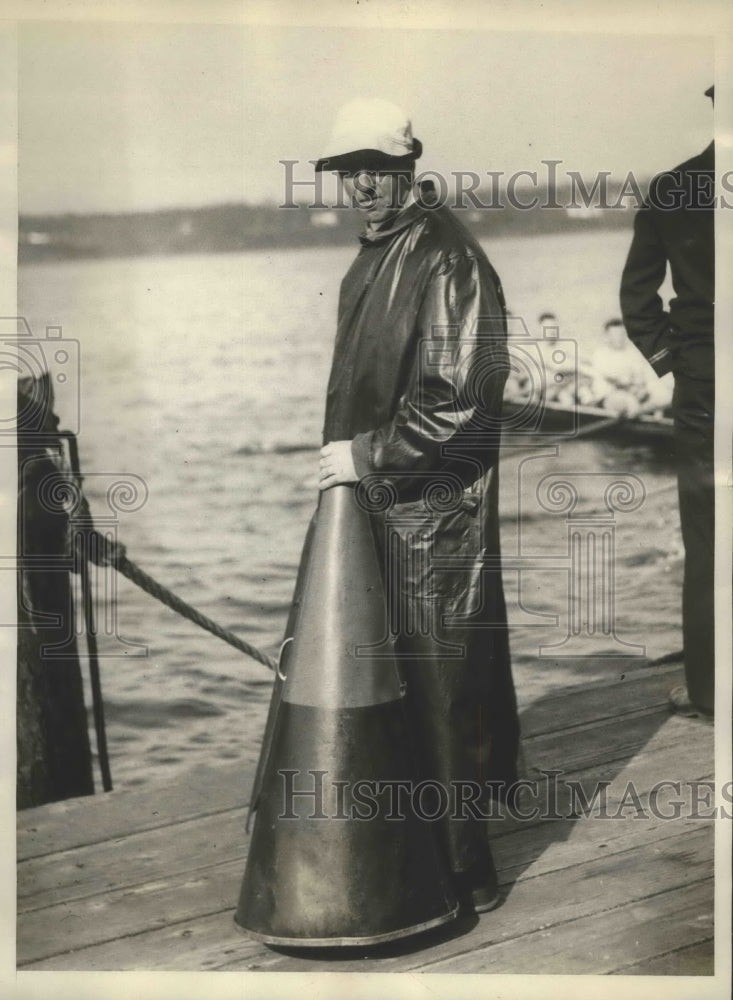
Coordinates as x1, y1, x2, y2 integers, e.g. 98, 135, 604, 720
18, 19, 717, 215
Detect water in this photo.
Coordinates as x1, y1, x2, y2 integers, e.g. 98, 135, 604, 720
18, 229, 682, 790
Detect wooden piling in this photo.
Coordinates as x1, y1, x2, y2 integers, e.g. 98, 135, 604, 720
16, 373, 94, 808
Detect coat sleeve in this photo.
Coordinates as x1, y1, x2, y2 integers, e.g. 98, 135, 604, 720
350, 251, 507, 479
619, 203, 677, 378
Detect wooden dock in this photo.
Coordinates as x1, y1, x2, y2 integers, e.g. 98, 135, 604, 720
17, 658, 716, 976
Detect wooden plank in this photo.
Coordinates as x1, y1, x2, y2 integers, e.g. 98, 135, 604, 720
615, 938, 714, 976
517, 662, 683, 738
424, 880, 714, 975
493, 815, 712, 888
17, 760, 252, 860
456, 712, 710, 876
18, 808, 247, 913
213, 825, 713, 972
491, 717, 715, 839
523, 715, 688, 785
22, 912, 264, 972
523, 707, 713, 779
17, 857, 243, 966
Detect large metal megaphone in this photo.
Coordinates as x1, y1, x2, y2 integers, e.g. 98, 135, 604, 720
235, 484, 459, 946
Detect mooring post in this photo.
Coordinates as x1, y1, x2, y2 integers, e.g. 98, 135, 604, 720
16, 373, 94, 808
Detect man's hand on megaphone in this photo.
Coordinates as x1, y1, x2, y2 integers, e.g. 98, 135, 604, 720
319, 440, 358, 490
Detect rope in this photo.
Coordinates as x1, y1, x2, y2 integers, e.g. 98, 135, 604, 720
92, 531, 277, 672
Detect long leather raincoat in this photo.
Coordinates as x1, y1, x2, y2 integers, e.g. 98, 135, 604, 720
323, 194, 520, 874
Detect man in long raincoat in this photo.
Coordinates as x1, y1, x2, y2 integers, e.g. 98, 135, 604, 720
316, 99, 520, 913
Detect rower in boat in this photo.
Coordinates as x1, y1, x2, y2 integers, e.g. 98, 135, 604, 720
588, 317, 672, 418
546, 359, 596, 409
503, 314, 673, 431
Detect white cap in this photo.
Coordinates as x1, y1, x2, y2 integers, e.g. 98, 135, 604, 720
315, 98, 422, 172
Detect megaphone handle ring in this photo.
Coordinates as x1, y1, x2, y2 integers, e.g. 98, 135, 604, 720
277, 636, 294, 682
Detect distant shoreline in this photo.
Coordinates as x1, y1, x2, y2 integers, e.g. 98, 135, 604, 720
19, 187, 637, 264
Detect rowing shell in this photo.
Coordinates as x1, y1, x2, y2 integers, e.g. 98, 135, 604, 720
501, 398, 674, 443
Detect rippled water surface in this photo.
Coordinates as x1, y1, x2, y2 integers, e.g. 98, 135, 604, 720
19, 230, 681, 789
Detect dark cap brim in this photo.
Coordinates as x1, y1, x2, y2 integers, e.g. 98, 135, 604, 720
315, 139, 422, 173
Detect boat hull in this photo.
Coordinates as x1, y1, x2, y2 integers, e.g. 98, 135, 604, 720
502, 398, 674, 443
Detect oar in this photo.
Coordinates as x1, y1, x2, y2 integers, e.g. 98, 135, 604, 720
237, 414, 627, 457
646, 649, 684, 666
570, 415, 626, 438
509, 414, 626, 450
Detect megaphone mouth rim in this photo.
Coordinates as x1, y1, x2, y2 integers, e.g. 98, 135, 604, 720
232, 903, 460, 947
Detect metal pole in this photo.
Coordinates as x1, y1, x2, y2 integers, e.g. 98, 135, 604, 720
78, 531, 113, 792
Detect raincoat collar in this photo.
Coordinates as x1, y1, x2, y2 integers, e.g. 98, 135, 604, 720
358, 184, 431, 247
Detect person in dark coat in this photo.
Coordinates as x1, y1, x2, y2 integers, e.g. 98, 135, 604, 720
315, 99, 520, 913
620, 86, 715, 718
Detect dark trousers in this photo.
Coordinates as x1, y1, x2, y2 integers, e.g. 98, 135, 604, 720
673, 374, 715, 712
